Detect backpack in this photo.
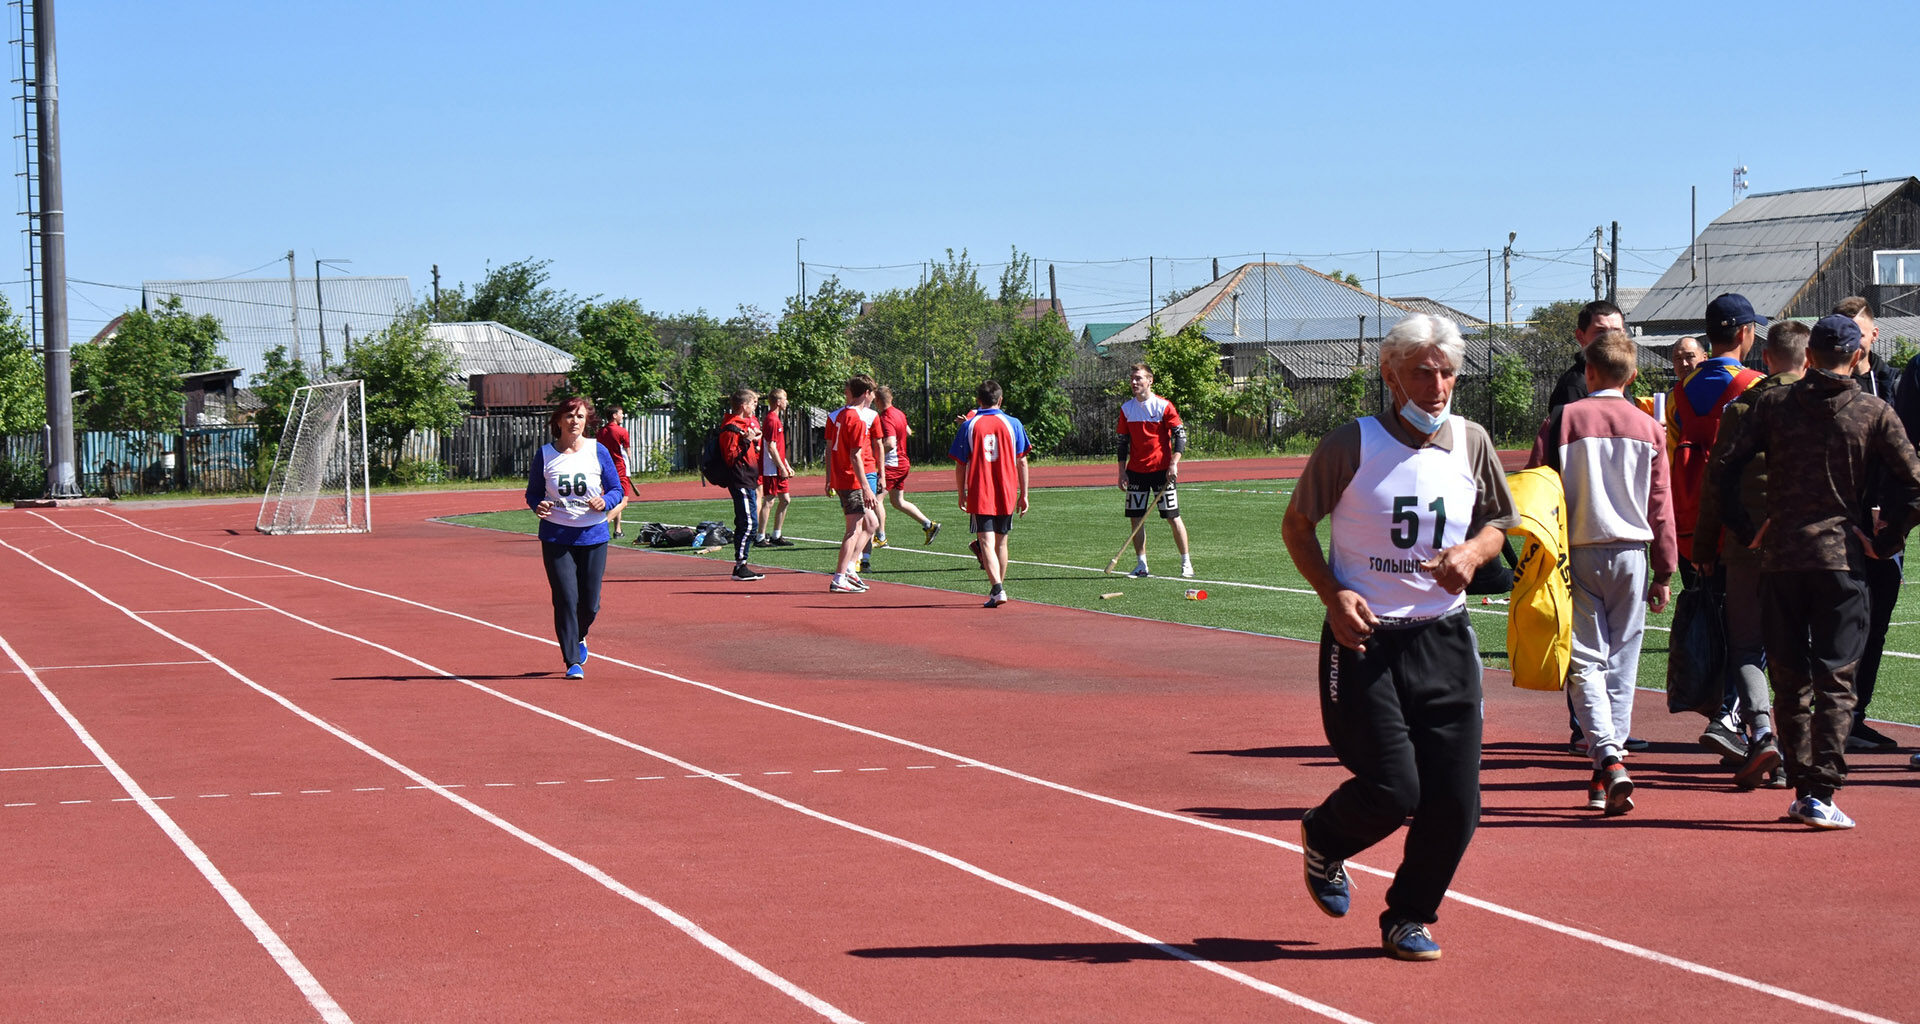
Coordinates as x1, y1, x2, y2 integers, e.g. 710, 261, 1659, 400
698, 423, 751, 488
1670, 368, 1762, 561
639, 522, 698, 547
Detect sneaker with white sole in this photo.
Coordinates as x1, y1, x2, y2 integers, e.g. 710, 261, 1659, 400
1382, 918, 1442, 961
1584, 771, 1606, 811
983, 587, 1009, 608
1790, 795, 1856, 830
1601, 759, 1634, 816
1128, 560, 1150, 578
1300, 813, 1351, 917
564, 664, 584, 680
574, 639, 588, 667
1699, 719, 1748, 761
923, 521, 941, 545
828, 575, 864, 594
873, 535, 889, 548
731, 563, 764, 581
1180, 561, 1195, 579
1734, 737, 1782, 791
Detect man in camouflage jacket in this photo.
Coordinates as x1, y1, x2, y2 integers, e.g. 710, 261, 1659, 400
1710, 315, 1920, 829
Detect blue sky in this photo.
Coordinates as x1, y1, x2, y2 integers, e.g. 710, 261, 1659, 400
28, 0, 1920, 345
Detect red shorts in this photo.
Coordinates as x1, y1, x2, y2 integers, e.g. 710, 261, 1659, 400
884, 466, 911, 492
760, 474, 790, 496
616, 473, 635, 504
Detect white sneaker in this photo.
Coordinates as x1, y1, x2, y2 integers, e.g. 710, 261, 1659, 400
1128, 560, 1150, 578
1180, 561, 1195, 579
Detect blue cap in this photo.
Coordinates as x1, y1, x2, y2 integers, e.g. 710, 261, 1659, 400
1706, 293, 1766, 331
1809, 313, 1863, 354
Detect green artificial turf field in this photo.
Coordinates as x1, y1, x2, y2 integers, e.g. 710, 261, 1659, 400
447, 479, 1919, 727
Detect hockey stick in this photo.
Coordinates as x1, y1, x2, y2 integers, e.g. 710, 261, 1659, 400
1104, 485, 1169, 574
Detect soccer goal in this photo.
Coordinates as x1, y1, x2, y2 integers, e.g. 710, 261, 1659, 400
256, 379, 373, 535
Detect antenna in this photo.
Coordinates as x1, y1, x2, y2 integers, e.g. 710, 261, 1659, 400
1732, 165, 1749, 205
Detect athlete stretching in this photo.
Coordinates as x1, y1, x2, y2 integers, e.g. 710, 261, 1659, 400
1280, 314, 1517, 961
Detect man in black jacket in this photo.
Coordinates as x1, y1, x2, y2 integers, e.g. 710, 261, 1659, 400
1547, 300, 1626, 413
1835, 297, 1901, 750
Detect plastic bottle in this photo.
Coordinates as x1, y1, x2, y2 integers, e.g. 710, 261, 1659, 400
1184, 589, 1208, 600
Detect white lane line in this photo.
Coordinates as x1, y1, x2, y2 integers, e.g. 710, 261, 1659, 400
53, 517, 1376, 1024
1, 531, 861, 1024
134, 608, 269, 614
0, 629, 352, 1024
93, 510, 1908, 1024
0, 763, 103, 772
2, 660, 211, 673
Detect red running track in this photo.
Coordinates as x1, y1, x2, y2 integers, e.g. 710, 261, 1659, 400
0, 462, 1913, 1023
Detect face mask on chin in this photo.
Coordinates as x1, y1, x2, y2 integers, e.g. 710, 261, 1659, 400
1391, 372, 1451, 434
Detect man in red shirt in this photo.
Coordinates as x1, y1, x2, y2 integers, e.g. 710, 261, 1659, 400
950, 379, 1030, 607
755, 388, 796, 546
874, 386, 940, 546
825, 375, 881, 593
598, 404, 636, 539
716, 389, 764, 581
1116, 364, 1193, 578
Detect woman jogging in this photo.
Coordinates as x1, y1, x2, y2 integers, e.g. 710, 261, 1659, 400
526, 396, 623, 680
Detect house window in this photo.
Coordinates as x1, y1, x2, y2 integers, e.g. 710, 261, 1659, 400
1873, 250, 1920, 286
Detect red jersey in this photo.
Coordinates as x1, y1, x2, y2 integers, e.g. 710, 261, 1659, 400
949, 409, 1030, 516
878, 405, 912, 470
825, 405, 879, 490
760, 408, 787, 476
598, 421, 631, 475
1117, 394, 1182, 473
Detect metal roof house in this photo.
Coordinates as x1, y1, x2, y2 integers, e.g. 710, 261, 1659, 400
1097, 263, 1493, 381
142, 275, 415, 384
1630, 177, 1920, 333
426, 321, 575, 413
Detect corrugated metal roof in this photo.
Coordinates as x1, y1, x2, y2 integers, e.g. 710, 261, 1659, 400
142, 275, 414, 383
1098, 263, 1420, 351
427, 321, 574, 376
1264, 335, 1500, 382
1629, 178, 1914, 327
1391, 297, 1489, 328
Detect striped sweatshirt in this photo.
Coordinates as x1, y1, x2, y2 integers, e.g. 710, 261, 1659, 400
1527, 390, 1678, 580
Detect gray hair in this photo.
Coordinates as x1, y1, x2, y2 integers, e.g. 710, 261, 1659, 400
1379, 314, 1465, 373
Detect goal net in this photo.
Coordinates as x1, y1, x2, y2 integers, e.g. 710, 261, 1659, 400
256, 380, 373, 535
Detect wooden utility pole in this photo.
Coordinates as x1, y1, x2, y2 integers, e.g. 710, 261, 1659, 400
287, 250, 302, 371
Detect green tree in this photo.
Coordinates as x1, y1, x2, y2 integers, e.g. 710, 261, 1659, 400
990, 249, 1074, 455
1524, 298, 1585, 357
339, 310, 469, 471
248, 344, 311, 454
855, 249, 992, 399
437, 258, 588, 351
70, 296, 232, 431
670, 337, 724, 457
562, 299, 669, 411
1489, 352, 1533, 441
756, 278, 862, 413
1325, 269, 1363, 288
0, 296, 43, 436
1142, 320, 1228, 424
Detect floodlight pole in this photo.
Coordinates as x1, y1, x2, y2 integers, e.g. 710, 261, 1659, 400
35, 0, 77, 496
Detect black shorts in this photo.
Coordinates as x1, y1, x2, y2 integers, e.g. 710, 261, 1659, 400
970, 513, 1013, 535
1124, 469, 1180, 519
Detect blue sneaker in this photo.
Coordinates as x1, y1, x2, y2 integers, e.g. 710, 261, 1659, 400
1790, 795, 1855, 830
574, 639, 589, 666
1300, 813, 1351, 918
564, 664, 585, 680
1382, 918, 1442, 961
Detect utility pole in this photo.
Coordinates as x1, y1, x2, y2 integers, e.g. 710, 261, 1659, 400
34, 0, 77, 496
431, 264, 441, 320
1502, 232, 1516, 334
315, 258, 349, 373
286, 250, 302, 372
1591, 226, 1605, 301
795, 238, 805, 309
1690, 186, 1698, 281
1148, 257, 1155, 333
1608, 222, 1620, 304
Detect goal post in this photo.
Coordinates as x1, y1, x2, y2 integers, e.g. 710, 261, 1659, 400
256, 379, 373, 535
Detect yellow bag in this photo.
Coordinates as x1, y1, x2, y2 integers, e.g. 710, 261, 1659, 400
1504, 466, 1572, 691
